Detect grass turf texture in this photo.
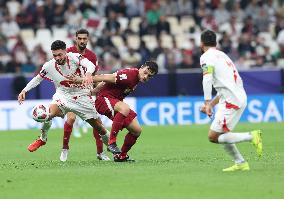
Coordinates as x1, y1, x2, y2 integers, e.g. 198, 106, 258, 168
0, 122, 284, 199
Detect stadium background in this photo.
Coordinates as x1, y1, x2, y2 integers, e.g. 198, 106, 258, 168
1, 1, 284, 199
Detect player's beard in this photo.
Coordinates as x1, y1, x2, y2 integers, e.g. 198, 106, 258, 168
78, 43, 87, 51
56, 58, 66, 65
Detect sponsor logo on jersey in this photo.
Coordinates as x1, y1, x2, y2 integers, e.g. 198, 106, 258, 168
119, 74, 127, 80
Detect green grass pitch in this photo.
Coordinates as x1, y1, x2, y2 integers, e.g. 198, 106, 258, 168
0, 122, 284, 199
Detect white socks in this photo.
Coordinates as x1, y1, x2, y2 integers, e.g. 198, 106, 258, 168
40, 120, 52, 142
223, 144, 245, 164
218, 132, 252, 164
218, 132, 253, 144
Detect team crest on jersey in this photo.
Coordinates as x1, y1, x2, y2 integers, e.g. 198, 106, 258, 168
40, 69, 48, 77
119, 74, 127, 80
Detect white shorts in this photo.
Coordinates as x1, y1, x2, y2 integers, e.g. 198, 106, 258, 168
51, 92, 99, 121
210, 102, 246, 133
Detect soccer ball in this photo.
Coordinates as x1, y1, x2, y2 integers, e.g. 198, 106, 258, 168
32, 104, 49, 122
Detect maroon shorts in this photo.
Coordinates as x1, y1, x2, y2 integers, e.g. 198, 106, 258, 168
95, 96, 137, 128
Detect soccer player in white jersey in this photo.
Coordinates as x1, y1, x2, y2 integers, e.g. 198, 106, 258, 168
17, 40, 110, 153
199, 30, 263, 172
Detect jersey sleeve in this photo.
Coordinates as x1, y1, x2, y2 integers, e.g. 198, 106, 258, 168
85, 51, 99, 74
80, 57, 96, 74
200, 55, 214, 100
200, 56, 214, 76
115, 69, 137, 87
23, 74, 43, 92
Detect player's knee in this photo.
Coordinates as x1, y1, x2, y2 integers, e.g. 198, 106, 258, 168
208, 131, 219, 143
67, 114, 76, 125
131, 127, 142, 137
208, 137, 218, 143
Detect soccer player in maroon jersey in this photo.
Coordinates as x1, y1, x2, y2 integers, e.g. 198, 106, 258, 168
87, 61, 158, 161
60, 28, 110, 162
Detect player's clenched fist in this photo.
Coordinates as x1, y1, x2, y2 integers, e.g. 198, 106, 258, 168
200, 103, 213, 117
18, 90, 26, 104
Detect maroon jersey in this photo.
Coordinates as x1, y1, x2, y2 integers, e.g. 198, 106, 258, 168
97, 68, 139, 100
67, 46, 99, 73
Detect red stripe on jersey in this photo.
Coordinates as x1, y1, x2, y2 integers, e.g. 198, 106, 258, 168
233, 70, 237, 83
223, 117, 230, 132
39, 73, 53, 82
78, 55, 81, 66
54, 62, 64, 76
225, 101, 239, 110
66, 56, 70, 69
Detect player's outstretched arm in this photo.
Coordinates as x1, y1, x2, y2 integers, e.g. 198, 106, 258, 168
69, 73, 116, 85
93, 74, 116, 83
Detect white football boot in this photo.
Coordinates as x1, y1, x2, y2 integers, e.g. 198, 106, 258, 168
97, 151, 111, 161
60, 149, 69, 162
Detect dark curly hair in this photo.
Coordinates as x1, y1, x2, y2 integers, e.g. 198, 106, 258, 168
51, 40, 66, 51
142, 60, 158, 75
76, 28, 89, 36
201, 30, 217, 47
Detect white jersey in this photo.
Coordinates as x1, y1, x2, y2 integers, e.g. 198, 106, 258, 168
23, 52, 95, 97
200, 48, 247, 107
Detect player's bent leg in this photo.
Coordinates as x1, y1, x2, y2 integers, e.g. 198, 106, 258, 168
28, 104, 63, 152
86, 118, 110, 146
62, 112, 76, 149
208, 130, 220, 143
92, 119, 110, 161
28, 120, 52, 152
93, 128, 104, 154
208, 130, 249, 171
108, 102, 131, 145
88, 118, 115, 155
114, 101, 130, 116
114, 118, 141, 162
66, 112, 77, 124
49, 104, 65, 119
59, 112, 76, 161
86, 118, 118, 154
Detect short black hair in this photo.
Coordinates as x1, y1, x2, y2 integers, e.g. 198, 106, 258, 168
76, 28, 89, 36
143, 61, 158, 75
51, 40, 66, 50
201, 30, 217, 47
